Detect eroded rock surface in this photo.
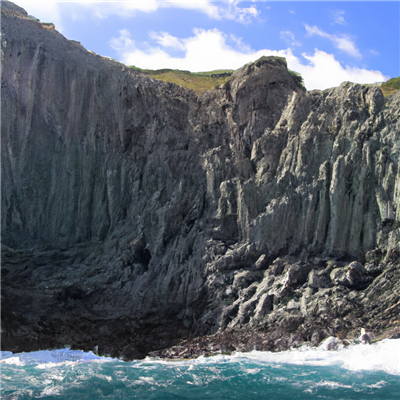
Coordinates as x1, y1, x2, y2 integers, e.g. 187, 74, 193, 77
1, 1, 400, 359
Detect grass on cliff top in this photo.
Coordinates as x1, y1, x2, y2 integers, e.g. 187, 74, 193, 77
130, 56, 305, 94
130, 61, 398, 97
380, 76, 400, 97
130, 66, 234, 95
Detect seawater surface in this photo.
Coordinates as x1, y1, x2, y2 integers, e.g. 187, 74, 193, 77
1, 338, 399, 399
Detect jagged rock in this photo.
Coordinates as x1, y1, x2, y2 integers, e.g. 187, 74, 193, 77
285, 263, 313, 287
267, 257, 288, 276
319, 336, 340, 350
365, 249, 383, 264
364, 263, 385, 276
358, 328, 375, 343
232, 270, 263, 292
1, 1, 400, 358
307, 267, 332, 289
330, 261, 371, 288
254, 254, 269, 270
214, 243, 260, 271
253, 293, 274, 320
310, 330, 326, 345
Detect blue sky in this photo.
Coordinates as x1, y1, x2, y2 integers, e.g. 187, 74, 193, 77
13, 1, 399, 90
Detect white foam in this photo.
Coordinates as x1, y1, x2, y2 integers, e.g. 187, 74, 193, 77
2, 339, 399, 375
144, 338, 400, 376
0, 356, 26, 366
35, 361, 77, 369
229, 338, 400, 376
313, 380, 353, 389
0, 348, 115, 368
38, 385, 63, 398
367, 380, 388, 388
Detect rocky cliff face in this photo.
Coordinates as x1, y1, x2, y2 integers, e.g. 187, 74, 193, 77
2, 1, 400, 359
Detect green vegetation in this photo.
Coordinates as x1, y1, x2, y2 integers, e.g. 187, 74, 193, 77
129, 56, 307, 94
129, 66, 234, 95
240, 55, 287, 68
381, 76, 400, 97
288, 69, 307, 92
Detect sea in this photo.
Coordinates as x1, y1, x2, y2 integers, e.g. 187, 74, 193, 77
1, 338, 399, 399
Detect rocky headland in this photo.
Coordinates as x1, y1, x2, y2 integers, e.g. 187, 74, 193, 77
1, 1, 400, 360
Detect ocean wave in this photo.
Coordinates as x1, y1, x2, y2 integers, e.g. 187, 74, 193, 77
144, 337, 400, 376
0, 348, 115, 368
1, 338, 399, 376
1, 341, 399, 400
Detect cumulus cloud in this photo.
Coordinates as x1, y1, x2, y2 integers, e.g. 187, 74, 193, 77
14, 0, 260, 24
305, 24, 361, 59
110, 28, 271, 71
109, 28, 388, 90
149, 31, 186, 51
293, 50, 387, 90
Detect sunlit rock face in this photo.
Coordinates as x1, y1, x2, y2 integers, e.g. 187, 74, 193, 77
2, 1, 400, 359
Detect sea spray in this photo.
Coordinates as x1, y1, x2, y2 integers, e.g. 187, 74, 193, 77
1, 339, 399, 399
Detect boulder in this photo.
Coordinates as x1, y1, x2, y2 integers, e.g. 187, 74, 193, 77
330, 261, 370, 288
307, 268, 332, 289
365, 249, 382, 264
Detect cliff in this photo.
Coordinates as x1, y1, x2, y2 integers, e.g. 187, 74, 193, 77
2, 1, 400, 359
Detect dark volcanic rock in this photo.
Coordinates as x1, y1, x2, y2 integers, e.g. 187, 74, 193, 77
1, 1, 400, 358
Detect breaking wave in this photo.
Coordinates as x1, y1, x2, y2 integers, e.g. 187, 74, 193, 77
1, 339, 399, 399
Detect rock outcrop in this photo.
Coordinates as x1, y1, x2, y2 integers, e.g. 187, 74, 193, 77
2, 1, 400, 359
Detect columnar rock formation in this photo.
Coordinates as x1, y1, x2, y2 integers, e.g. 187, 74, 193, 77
2, 1, 400, 359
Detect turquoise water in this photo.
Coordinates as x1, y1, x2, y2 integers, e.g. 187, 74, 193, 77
1, 339, 399, 399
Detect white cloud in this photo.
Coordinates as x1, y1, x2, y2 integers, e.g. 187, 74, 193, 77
108, 28, 136, 54
88, 0, 260, 23
109, 28, 388, 90
220, 1, 259, 24
149, 31, 186, 51
229, 33, 253, 52
280, 31, 302, 47
77, 0, 220, 20
305, 24, 361, 59
293, 50, 387, 90
332, 10, 347, 25
110, 28, 271, 71
13, 0, 260, 24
